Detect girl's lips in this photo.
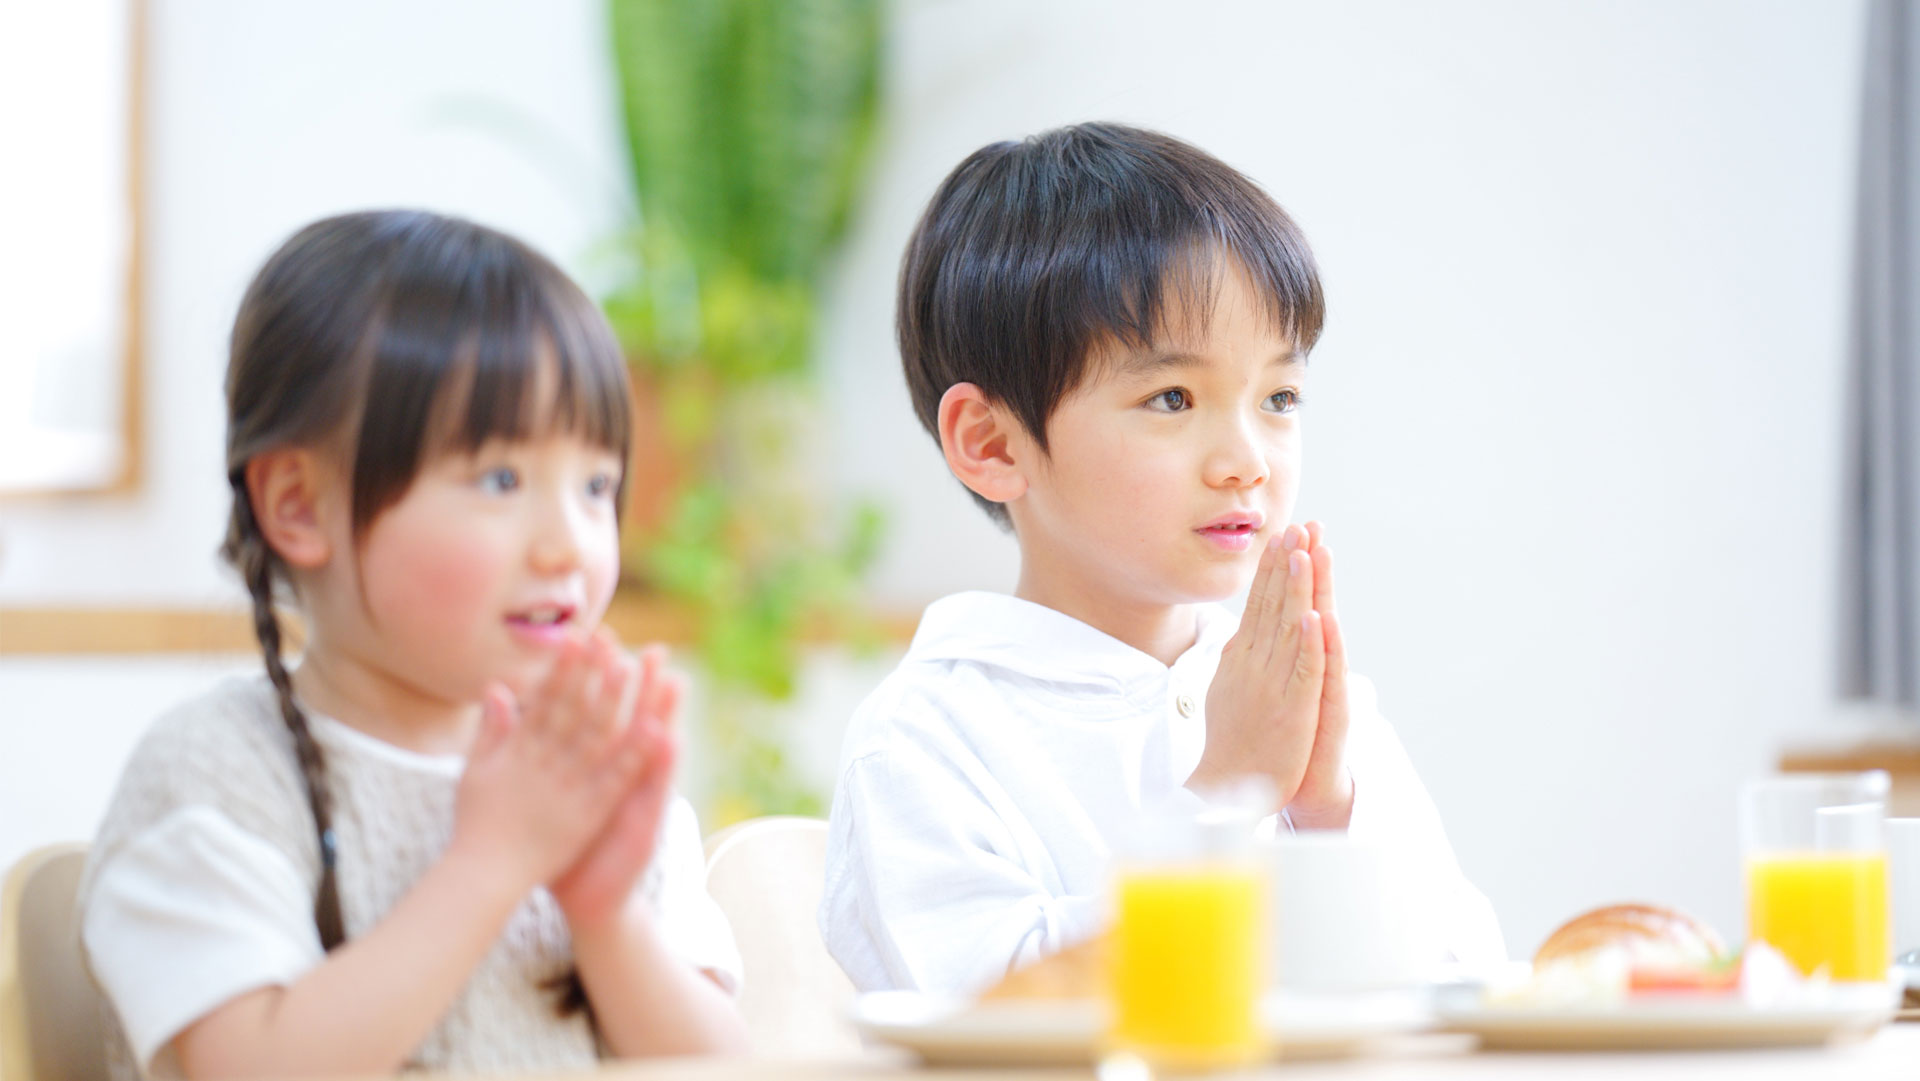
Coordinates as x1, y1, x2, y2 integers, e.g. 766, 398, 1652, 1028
505, 609, 573, 646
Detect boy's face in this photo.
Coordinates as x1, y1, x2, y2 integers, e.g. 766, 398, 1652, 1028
1007, 266, 1303, 616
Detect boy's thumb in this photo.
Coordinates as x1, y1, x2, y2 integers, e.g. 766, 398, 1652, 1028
473, 684, 517, 759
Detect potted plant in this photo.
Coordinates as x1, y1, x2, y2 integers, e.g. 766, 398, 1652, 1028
602, 0, 887, 823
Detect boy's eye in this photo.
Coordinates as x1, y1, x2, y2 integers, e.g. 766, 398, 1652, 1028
1266, 389, 1302, 414
477, 467, 520, 494
1147, 388, 1190, 412
586, 472, 617, 499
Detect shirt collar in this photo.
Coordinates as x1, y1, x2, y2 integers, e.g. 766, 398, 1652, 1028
905, 591, 1236, 696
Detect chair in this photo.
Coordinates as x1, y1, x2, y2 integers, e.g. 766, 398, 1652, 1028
1, 843, 107, 1081
703, 816, 860, 1058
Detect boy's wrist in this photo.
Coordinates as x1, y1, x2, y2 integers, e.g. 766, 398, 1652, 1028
1286, 768, 1355, 830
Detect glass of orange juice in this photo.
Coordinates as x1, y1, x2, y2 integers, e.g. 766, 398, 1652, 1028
1741, 771, 1890, 982
1106, 786, 1271, 1073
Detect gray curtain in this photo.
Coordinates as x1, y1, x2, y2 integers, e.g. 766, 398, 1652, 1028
1841, 0, 1920, 705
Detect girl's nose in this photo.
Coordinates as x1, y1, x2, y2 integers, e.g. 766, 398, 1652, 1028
528, 502, 586, 575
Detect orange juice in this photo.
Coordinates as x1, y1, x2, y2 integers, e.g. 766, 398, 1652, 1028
1109, 863, 1268, 1068
1746, 852, 1889, 981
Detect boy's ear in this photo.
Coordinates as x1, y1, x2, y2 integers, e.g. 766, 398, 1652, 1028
938, 383, 1028, 506
245, 449, 335, 569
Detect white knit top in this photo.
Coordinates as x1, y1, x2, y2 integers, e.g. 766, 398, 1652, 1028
78, 675, 741, 1079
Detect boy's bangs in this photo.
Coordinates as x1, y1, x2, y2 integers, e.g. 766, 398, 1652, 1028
348, 225, 632, 534
1076, 210, 1325, 379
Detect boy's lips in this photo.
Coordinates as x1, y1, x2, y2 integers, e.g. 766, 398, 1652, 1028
1195, 512, 1265, 553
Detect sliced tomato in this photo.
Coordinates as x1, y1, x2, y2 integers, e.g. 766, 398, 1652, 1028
1628, 961, 1741, 995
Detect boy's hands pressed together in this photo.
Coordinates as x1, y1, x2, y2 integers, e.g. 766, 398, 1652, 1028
1191, 522, 1354, 827
1288, 521, 1354, 828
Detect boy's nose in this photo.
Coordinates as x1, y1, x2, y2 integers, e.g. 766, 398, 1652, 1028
1203, 425, 1270, 489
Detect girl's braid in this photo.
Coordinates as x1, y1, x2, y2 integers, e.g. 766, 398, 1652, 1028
226, 478, 346, 951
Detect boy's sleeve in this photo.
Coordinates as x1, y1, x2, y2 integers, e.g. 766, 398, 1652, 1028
819, 742, 1104, 996
1343, 675, 1508, 968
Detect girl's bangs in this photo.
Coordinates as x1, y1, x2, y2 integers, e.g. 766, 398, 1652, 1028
348, 225, 632, 533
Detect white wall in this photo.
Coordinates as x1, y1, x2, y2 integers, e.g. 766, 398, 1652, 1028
0, 0, 1881, 957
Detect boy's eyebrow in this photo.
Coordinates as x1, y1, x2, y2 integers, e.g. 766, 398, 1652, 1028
1117, 348, 1303, 380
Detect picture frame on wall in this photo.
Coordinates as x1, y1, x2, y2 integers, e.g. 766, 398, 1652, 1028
0, 0, 143, 497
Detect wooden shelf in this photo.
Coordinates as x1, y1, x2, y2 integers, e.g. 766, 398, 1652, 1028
0, 593, 918, 656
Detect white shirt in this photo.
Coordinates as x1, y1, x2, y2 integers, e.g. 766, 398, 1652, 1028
80, 676, 741, 1078
818, 591, 1505, 995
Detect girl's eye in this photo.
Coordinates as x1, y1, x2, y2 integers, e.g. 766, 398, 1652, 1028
477, 467, 520, 494
1147, 388, 1190, 412
586, 472, 617, 499
1266, 389, 1302, 414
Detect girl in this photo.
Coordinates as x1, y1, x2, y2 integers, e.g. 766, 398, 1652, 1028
78, 210, 750, 1079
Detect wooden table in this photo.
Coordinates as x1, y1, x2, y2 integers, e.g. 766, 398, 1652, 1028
569, 1025, 1920, 1080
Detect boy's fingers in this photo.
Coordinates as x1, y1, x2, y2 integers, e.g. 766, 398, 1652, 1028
1273, 546, 1313, 663
1243, 532, 1287, 646
1288, 609, 1328, 699
1311, 541, 1335, 620
1320, 610, 1349, 727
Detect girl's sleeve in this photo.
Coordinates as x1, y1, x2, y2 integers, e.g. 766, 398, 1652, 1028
644, 795, 745, 994
818, 742, 1105, 996
82, 805, 322, 1077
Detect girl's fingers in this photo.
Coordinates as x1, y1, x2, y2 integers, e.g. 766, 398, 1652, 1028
471, 683, 517, 761
528, 636, 587, 736
1305, 519, 1325, 553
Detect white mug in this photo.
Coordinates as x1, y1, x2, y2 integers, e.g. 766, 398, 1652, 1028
1887, 817, 1920, 962
1262, 833, 1436, 991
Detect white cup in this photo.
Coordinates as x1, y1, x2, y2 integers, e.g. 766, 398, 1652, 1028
1887, 818, 1920, 962
1262, 833, 1436, 991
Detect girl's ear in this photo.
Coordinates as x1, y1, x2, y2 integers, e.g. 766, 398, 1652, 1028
245, 449, 335, 569
937, 383, 1028, 506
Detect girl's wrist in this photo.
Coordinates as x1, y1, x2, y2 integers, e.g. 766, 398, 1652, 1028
562, 889, 654, 942
441, 831, 542, 913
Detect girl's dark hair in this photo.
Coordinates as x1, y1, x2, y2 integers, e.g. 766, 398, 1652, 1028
220, 209, 630, 1015
897, 122, 1325, 526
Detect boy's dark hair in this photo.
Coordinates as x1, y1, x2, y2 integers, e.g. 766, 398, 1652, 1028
897, 122, 1324, 526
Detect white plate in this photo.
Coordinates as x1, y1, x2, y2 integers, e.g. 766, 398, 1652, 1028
1433, 982, 1899, 1051
849, 989, 1433, 1066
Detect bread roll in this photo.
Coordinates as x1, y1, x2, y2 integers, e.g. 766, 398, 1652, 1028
978, 935, 1107, 1000
1534, 903, 1727, 967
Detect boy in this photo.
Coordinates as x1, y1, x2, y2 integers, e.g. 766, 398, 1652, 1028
820, 123, 1504, 994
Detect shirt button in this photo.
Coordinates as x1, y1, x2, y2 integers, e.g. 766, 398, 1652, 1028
1176, 694, 1197, 717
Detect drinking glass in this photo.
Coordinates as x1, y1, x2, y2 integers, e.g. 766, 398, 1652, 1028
1742, 771, 1890, 981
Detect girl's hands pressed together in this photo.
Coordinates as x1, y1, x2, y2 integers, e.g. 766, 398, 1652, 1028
549, 646, 684, 930
451, 630, 660, 895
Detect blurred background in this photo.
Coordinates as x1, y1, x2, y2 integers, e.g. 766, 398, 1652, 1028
0, 0, 1904, 959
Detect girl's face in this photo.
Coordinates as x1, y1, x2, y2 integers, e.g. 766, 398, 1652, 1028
310, 430, 625, 712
